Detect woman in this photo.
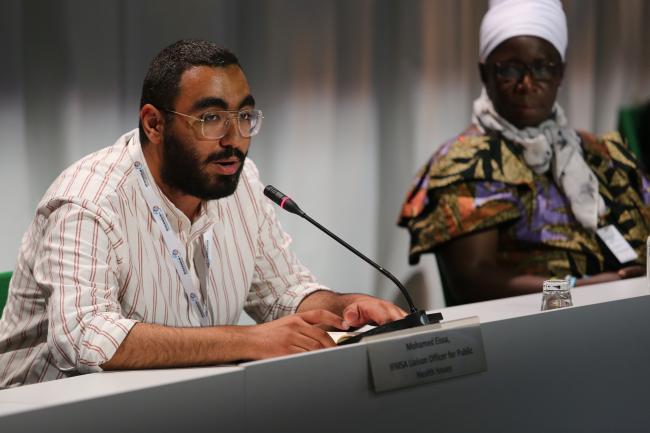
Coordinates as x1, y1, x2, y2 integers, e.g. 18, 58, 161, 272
399, 0, 650, 304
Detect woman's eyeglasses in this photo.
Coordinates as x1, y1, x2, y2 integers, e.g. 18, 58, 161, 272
486, 60, 561, 84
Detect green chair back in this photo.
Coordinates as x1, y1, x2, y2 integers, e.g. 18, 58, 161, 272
0, 271, 11, 318
618, 106, 643, 160
618, 102, 650, 171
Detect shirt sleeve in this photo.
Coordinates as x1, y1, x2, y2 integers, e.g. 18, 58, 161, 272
33, 201, 137, 374
400, 180, 522, 265
242, 166, 331, 323
398, 133, 529, 265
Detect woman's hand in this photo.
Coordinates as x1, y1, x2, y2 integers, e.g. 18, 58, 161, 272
575, 266, 645, 286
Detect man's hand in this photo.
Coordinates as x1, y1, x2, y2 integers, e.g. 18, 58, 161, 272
340, 296, 407, 328
242, 294, 407, 359
240, 309, 348, 359
297, 291, 407, 329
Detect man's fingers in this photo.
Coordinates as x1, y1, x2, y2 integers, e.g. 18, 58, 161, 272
387, 305, 408, 321
343, 301, 408, 327
254, 318, 337, 358
278, 323, 335, 352
296, 326, 336, 350
298, 309, 349, 330
343, 304, 362, 327
363, 304, 406, 325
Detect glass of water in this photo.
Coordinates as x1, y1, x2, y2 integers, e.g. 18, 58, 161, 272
541, 279, 573, 311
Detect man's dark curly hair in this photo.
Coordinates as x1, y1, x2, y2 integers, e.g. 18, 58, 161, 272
138, 39, 241, 143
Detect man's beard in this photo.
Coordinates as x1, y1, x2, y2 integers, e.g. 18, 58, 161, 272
160, 130, 247, 201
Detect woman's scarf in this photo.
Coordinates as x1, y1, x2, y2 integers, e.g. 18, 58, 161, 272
472, 88, 605, 231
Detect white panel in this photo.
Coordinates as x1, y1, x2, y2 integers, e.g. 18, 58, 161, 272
0, 0, 29, 271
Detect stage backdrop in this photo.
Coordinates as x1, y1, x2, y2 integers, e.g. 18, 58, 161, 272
1, 0, 649, 314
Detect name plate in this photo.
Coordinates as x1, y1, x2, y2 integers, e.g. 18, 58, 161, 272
366, 316, 487, 393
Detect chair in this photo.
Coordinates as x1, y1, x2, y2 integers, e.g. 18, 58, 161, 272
435, 255, 462, 307
0, 271, 11, 318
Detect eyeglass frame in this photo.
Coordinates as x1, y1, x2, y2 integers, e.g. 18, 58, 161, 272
162, 108, 264, 140
483, 60, 563, 85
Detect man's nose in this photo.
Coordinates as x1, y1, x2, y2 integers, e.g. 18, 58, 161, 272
219, 117, 244, 148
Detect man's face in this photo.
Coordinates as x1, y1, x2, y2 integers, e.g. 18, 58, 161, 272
481, 36, 564, 128
161, 65, 253, 200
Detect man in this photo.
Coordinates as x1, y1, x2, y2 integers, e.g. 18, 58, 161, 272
0, 39, 405, 388
399, 0, 650, 304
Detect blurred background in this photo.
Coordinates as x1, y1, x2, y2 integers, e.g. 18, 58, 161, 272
1, 0, 649, 314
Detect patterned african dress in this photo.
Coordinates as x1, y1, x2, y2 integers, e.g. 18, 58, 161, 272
398, 125, 650, 280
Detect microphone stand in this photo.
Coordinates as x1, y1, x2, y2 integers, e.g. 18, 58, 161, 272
263, 186, 443, 345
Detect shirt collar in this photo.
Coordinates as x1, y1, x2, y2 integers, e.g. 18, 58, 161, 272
127, 130, 217, 237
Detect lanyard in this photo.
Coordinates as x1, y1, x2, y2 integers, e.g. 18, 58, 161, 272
128, 138, 212, 326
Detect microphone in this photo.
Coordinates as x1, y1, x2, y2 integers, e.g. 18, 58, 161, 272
263, 185, 442, 345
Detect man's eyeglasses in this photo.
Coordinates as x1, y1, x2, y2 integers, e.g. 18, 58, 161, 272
164, 109, 264, 140
486, 60, 561, 84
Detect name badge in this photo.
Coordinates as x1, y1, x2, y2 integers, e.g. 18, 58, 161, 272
597, 225, 638, 264
366, 317, 487, 393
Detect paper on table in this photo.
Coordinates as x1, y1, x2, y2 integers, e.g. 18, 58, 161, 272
328, 324, 374, 344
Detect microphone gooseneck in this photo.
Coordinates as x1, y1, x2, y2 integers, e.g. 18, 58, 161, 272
264, 185, 418, 313
302, 213, 418, 314
264, 185, 419, 314
263, 185, 443, 345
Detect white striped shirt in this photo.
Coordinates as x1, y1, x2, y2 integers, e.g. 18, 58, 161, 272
0, 129, 328, 388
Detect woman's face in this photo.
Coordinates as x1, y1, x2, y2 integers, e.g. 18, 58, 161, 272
480, 36, 564, 128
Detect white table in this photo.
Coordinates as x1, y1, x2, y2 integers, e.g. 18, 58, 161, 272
442, 276, 649, 322
1, 278, 648, 432
0, 366, 244, 432
243, 278, 650, 432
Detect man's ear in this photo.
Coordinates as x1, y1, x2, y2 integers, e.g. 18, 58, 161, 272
140, 104, 165, 145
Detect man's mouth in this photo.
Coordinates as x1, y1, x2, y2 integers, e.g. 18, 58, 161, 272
209, 158, 242, 175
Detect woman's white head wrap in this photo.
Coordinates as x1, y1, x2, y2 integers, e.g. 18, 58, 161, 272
479, 0, 568, 62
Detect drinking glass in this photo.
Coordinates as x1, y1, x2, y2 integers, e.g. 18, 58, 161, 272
541, 279, 573, 311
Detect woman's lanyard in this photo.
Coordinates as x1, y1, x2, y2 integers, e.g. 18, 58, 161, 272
128, 138, 212, 326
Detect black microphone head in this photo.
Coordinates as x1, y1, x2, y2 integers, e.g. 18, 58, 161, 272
264, 185, 305, 216
263, 185, 284, 203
